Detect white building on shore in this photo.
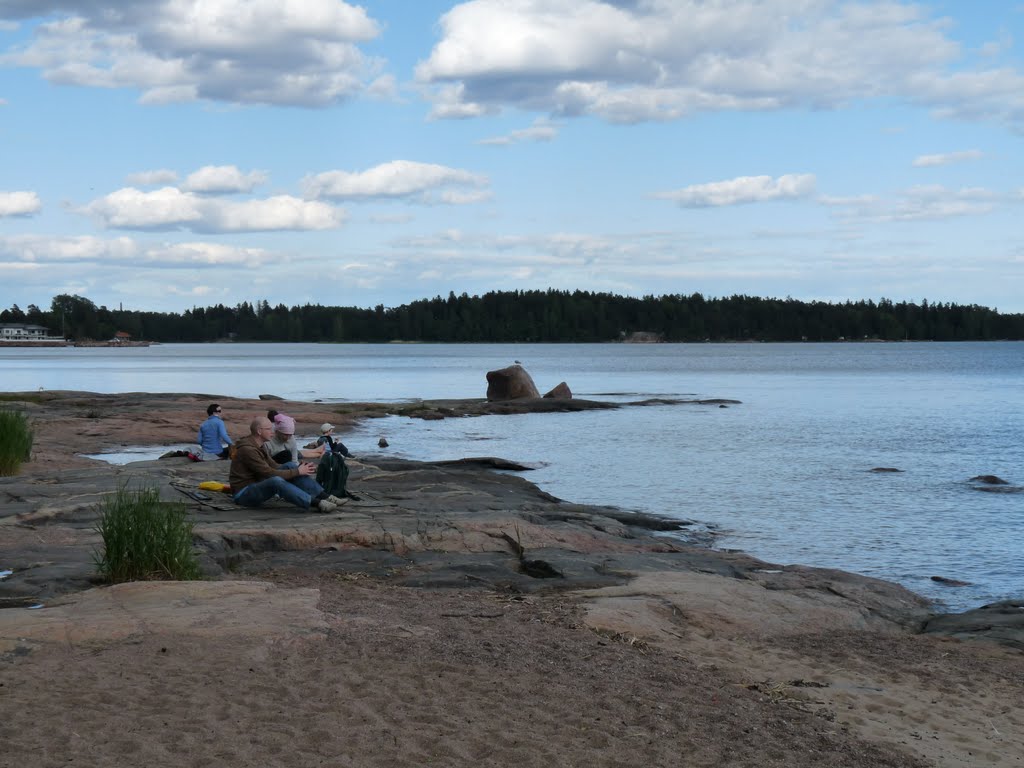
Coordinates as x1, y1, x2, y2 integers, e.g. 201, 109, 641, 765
0, 323, 65, 343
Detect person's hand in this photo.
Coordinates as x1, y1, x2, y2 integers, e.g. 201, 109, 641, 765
298, 462, 316, 476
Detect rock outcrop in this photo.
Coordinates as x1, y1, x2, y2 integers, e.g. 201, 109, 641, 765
2, 390, 1018, 655
543, 382, 572, 399
922, 600, 1024, 650
485, 364, 540, 401
969, 474, 1008, 485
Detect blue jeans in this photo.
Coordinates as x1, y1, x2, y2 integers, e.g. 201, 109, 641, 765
233, 462, 325, 510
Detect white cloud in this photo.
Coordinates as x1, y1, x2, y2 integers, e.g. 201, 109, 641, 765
884, 185, 997, 221
657, 174, 816, 207
82, 187, 346, 232
390, 229, 696, 270
978, 29, 1014, 58
181, 165, 268, 193
126, 169, 179, 186
303, 160, 489, 203
435, 189, 493, 205
826, 185, 999, 222
425, 83, 495, 120
366, 73, 397, 99
819, 194, 880, 207
139, 241, 272, 267
478, 119, 559, 146
0, 0, 384, 107
84, 187, 203, 229
0, 190, 42, 217
203, 195, 345, 232
912, 149, 984, 167
167, 284, 217, 297
0, 233, 271, 268
0, 234, 138, 262
415, 0, 1024, 129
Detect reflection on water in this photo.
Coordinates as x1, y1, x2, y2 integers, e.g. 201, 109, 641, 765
81, 445, 193, 464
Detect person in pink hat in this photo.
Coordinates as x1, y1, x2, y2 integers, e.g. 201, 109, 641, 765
262, 413, 325, 464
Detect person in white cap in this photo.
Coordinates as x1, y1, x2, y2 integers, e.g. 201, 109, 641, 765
316, 422, 354, 458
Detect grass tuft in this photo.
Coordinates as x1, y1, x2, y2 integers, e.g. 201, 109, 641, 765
93, 486, 202, 583
0, 409, 33, 476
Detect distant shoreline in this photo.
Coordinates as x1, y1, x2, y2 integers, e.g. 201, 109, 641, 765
6, 337, 1024, 348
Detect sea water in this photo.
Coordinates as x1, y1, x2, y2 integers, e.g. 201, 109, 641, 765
3, 341, 1022, 611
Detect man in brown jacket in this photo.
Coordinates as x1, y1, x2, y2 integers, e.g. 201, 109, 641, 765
229, 417, 341, 513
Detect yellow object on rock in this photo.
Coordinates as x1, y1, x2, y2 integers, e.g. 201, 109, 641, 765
198, 481, 230, 492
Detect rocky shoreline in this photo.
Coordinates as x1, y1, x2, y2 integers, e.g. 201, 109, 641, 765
1, 391, 1023, 767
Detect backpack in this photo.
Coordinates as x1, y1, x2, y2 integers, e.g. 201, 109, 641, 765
315, 452, 349, 497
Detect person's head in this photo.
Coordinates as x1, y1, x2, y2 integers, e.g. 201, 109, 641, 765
273, 413, 295, 437
250, 417, 273, 439
266, 409, 278, 421
320, 422, 334, 435
207, 403, 222, 417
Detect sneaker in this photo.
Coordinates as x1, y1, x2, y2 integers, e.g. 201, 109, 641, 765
325, 495, 349, 506
315, 499, 338, 513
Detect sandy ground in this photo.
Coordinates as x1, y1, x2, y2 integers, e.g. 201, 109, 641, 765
2, 572, 1022, 768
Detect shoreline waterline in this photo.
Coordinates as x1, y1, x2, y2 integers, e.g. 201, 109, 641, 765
4, 339, 1022, 612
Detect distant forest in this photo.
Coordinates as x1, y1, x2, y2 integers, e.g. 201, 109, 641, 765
3, 291, 1023, 343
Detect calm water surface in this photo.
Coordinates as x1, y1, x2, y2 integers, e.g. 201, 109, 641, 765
3, 341, 1022, 611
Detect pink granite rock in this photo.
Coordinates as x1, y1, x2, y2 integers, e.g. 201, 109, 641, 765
486, 364, 540, 401
543, 382, 572, 399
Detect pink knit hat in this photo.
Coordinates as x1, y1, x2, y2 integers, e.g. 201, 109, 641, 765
273, 414, 295, 435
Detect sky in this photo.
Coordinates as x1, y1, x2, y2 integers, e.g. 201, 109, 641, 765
1, 0, 1023, 314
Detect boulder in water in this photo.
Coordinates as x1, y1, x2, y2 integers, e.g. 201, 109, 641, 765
543, 382, 572, 399
930, 575, 972, 587
969, 475, 1008, 485
486, 364, 540, 401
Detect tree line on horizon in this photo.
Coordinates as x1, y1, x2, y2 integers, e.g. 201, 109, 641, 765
2, 290, 1023, 343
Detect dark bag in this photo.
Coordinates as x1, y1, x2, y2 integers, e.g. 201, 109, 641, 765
315, 452, 349, 497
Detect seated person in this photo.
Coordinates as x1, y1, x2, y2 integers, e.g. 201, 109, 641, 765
316, 422, 354, 458
229, 417, 343, 513
196, 403, 233, 460
263, 414, 326, 464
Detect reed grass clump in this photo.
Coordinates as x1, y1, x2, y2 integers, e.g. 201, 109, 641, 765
0, 409, 33, 476
93, 486, 201, 583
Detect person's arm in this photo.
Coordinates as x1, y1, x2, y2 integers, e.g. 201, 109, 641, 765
238, 442, 299, 480
217, 419, 232, 446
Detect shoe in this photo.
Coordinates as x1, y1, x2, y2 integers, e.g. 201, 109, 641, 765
325, 495, 349, 506
315, 499, 338, 513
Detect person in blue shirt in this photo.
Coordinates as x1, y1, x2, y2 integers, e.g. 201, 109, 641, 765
197, 403, 233, 460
